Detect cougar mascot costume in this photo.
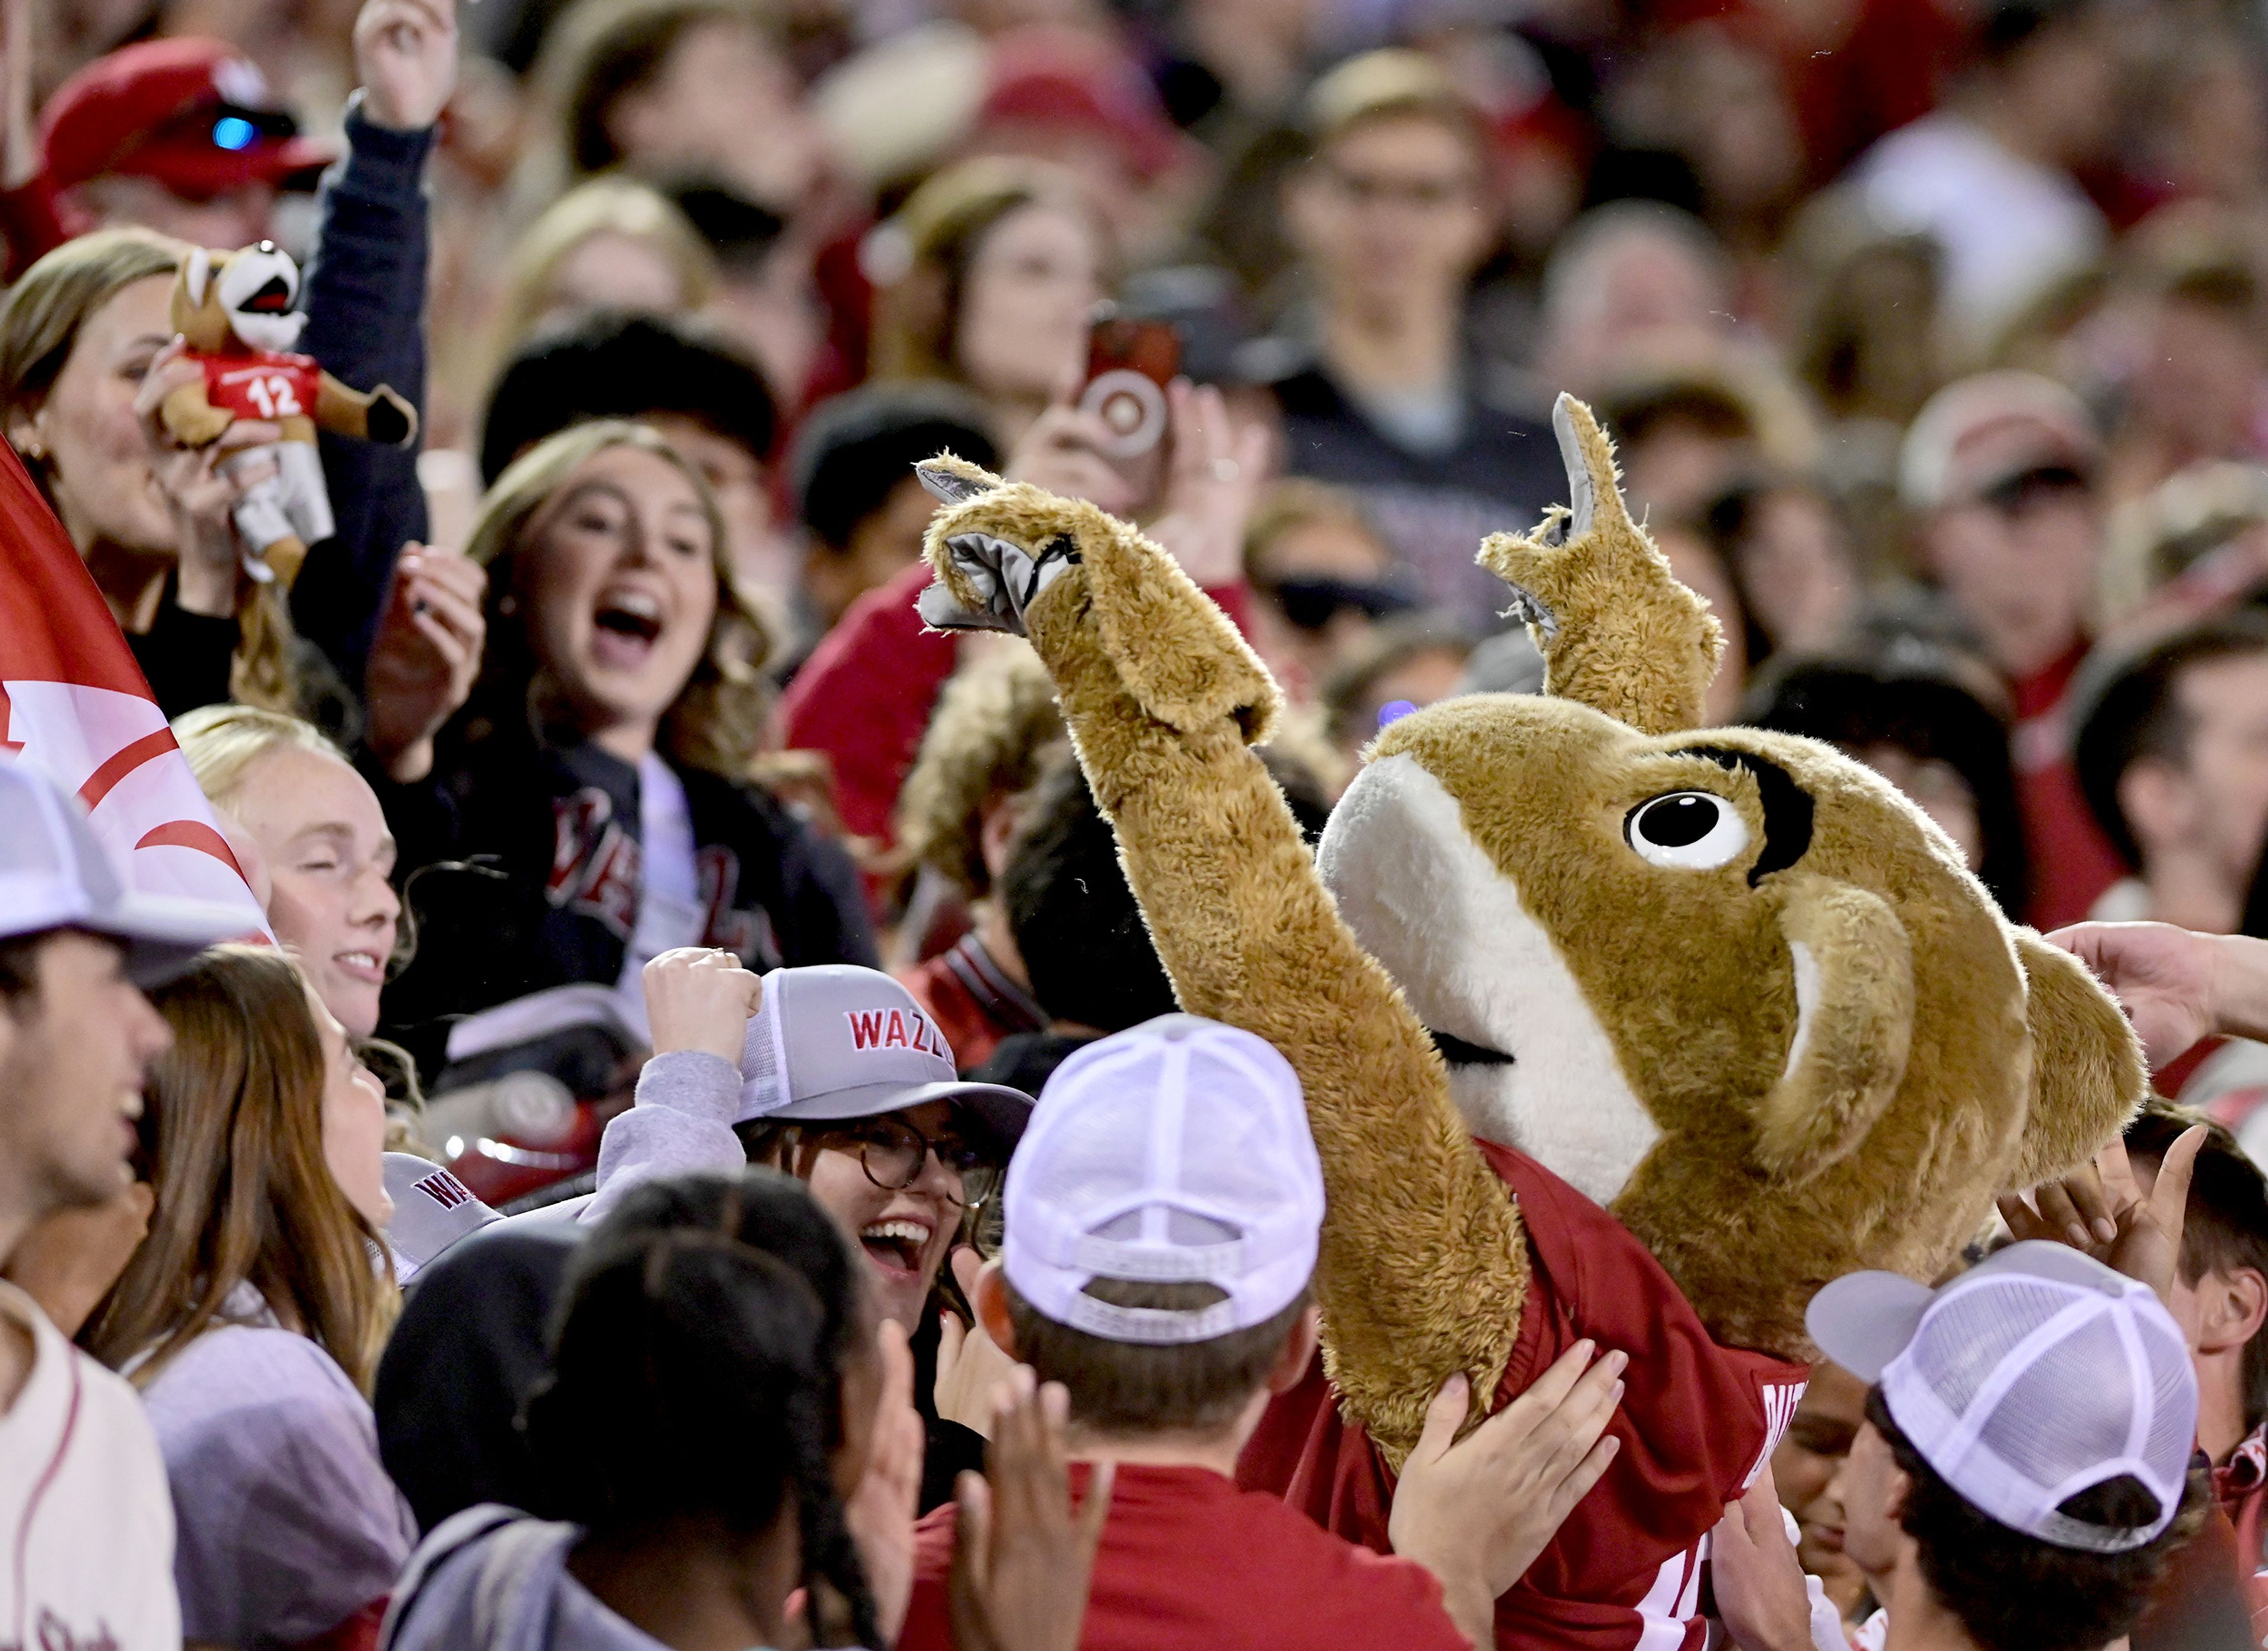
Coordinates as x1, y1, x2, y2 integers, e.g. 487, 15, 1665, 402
913, 396, 2146, 1650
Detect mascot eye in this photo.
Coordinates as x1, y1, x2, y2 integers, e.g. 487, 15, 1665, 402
1624, 791, 1751, 871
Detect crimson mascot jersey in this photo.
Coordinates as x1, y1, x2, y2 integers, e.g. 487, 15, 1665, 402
1237, 1138, 1810, 1651
200, 351, 323, 423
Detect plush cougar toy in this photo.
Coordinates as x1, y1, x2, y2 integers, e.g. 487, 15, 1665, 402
912, 395, 2146, 1649
160, 240, 416, 588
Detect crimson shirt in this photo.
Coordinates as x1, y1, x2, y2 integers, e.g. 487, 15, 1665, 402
781, 564, 1256, 857
2214, 1422, 2268, 1643
2008, 641, 2126, 929
896, 934, 1047, 1074
895, 1461, 1467, 1651
1238, 1139, 1810, 1651
200, 351, 324, 423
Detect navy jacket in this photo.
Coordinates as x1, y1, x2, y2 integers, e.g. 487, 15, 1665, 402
294, 92, 436, 687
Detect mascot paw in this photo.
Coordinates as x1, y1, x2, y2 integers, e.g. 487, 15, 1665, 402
913, 460, 1081, 635
366, 389, 417, 447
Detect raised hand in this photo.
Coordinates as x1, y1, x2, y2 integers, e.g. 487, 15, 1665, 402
949, 1365, 1115, 1651
1144, 379, 1269, 589
1388, 1340, 1625, 1646
846, 1317, 926, 1646
934, 1248, 1022, 1437
363, 541, 487, 782
1709, 1468, 1825, 1651
640, 947, 762, 1064
355, 0, 459, 131
2048, 921, 2225, 1068
1998, 1125, 2206, 1306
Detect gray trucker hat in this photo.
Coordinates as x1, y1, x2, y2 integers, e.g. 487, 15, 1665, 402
737, 964, 1034, 1150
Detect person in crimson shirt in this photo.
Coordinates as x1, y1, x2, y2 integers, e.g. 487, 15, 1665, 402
1239, 1136, 1813, 1651
1899, 371, 2128, 927
2119, 1107, 2268, 1637
895, 1016, 1627, 1651
781, 377, 1261, 867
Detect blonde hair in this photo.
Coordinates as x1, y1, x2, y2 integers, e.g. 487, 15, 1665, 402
460, 420, 771, 776
868, 157, 1109, 388
85, 946, 395, 1392
492, 177, 718, 373
173, 704, 348, 813
0, 228, 299, 714
895, 642, 1065, 896
1298, 48, 1485, 151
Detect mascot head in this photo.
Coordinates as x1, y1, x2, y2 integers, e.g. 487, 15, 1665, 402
1320, 397, 2145, 1353
171, 241, 306, 355
910, 397, 2146, 1357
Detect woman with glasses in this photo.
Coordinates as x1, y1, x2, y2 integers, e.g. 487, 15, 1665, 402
579, 947, 1035, 1507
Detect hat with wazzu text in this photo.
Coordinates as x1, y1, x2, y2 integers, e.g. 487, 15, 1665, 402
738, 965, 1034, 1151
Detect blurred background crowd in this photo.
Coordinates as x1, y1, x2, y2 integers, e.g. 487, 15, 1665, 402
11, 0, 2268, 1643
5, 0, 2268, 1154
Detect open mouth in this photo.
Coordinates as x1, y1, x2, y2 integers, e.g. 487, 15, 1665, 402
591, 589, 665, 669
243, 275, 294, 313
1428, 1027, 1515, 1068
334, 950, 384, 984
859, 1217, 933, 1277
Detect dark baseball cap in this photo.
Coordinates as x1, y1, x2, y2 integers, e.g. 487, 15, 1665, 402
41, 39, 333, 198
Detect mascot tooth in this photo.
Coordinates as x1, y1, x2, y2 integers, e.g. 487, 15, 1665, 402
910, 394, 2146, 1648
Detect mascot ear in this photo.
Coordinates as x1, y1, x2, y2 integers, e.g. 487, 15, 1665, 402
2009, 930, 2148, 1186
184, 247, 211, 309
1754, 875, 1914, 1180
915, 454, 1005, 505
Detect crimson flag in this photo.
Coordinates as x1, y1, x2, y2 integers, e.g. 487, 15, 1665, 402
0, 441, 269, 931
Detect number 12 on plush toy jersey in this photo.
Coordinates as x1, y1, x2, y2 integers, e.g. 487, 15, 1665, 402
158, 241, 418, 590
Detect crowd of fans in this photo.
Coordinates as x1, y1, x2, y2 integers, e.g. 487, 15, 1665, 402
6, 0, 2268, 1643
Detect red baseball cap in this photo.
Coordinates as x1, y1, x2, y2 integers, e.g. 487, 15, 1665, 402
977, 29, 1182, 182
40, 38, 333, 198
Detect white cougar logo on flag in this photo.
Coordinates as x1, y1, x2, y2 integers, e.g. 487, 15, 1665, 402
0, 442, 268, 933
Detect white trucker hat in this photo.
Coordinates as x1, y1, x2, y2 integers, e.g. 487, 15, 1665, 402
1001, 1014, 1323, 1346
0, 754, 245, 985
738, 965, 1034, 1151
1808, 1241, 2198, 1554
382, 1153, 500, 1284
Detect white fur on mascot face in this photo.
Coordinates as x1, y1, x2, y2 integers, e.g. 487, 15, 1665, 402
200, 240, 308, 353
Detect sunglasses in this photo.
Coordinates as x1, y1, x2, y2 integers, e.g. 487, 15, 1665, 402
1271, 575, 1419, 632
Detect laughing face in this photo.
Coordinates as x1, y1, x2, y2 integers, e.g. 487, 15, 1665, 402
515, 445, 721, 762
795, 1100, 969, 1329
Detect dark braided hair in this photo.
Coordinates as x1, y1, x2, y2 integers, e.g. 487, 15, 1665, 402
522, 1170, 881, 1647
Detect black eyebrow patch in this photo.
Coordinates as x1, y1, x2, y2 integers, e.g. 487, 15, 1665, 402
1673, 745, 1815, 885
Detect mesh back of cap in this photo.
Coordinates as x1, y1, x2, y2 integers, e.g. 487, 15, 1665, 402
1891, 1266, 2197, 1553
1002, 1017, 1324, 1345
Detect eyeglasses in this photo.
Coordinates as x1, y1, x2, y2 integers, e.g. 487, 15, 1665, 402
803, 1115, 997, 1209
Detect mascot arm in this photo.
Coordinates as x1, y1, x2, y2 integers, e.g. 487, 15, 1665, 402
159, 379, 233, 448
315, 373, 418, 447
915, 457, 1530, 1462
